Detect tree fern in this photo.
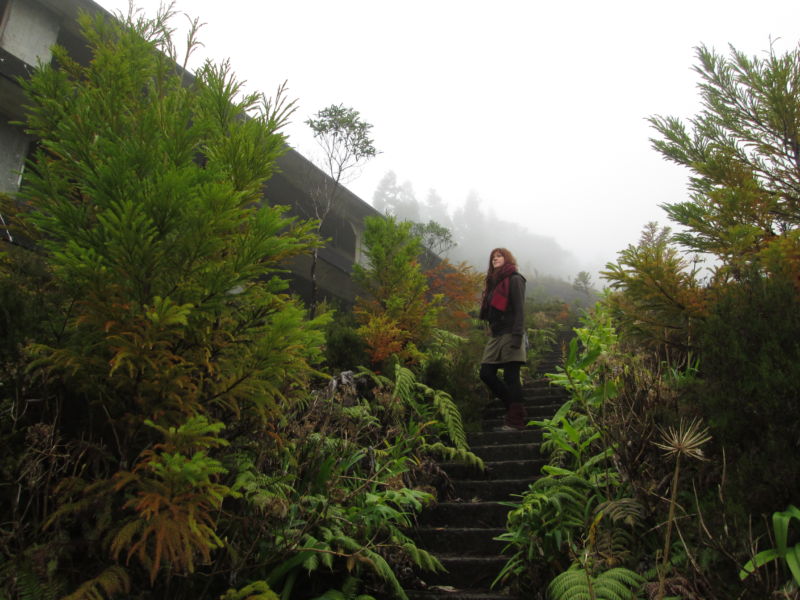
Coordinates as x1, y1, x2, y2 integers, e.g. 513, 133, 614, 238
548, 567, 644, 600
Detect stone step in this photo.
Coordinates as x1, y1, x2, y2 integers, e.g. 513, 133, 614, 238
480, 418, 525, 432
470, 442, 543, 462
418, 556, 509, 590
452, 478, 534, 503
521, 378, 556, 389
441, 458, 548, 481
483, 403, 561, 420
416, 501, 510, 529
522, 383, 567, 392
539, 352, 566, 358
481, 417, 556, 432
538, 370, 564, 378
404, 335, 577, 597
521, 389, 569, 401
412, 527, 507, 556
536, 361, 564, 371
467, 429, 543, 446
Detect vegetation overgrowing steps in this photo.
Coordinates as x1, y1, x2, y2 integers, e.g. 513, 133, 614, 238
405, 330, 577, 599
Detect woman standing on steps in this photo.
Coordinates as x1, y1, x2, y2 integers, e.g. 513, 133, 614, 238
478, 248, 528, 431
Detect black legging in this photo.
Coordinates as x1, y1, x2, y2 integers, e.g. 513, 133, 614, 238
479, 362, 523, 406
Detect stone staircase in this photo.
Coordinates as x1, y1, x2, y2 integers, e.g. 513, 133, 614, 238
405, 329, 577, 599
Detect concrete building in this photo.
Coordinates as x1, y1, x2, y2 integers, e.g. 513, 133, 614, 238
0, 0, 381, 307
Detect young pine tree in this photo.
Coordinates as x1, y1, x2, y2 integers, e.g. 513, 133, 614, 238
0, 6, 325, 597
352, 215, 442, 365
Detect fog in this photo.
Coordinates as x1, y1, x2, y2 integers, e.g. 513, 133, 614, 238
96, 0, 800, 280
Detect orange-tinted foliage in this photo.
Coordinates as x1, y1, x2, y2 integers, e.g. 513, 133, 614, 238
425, 259, 483, 332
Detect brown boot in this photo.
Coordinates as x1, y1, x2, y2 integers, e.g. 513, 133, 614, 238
504, 403, 528, 430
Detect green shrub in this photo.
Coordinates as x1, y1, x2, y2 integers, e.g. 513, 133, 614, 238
324, 310, 369, 373
695, 269, 800, 516
420, 329, 488, 432
0, 249, 62, 363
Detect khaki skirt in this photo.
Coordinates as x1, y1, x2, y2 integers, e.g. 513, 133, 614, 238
481, 333, 527, 365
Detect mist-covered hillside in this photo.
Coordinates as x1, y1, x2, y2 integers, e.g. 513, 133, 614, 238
372, 170, 583, 279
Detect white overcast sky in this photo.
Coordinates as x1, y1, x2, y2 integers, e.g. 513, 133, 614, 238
95, 0, 800, 277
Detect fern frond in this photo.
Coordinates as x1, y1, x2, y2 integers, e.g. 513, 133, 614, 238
303, 552, 320, 574
7, 557, 64, 600
392, 366, 417, 404
431, 390, 469, 452
428, 328, 466, 356
401, 542, 421, 567
362, 548, 408, 600
548, 567, 644, 600
420, 442, 484, 470
62, 566, 130, 600
410, 546, 444, 572
330, 535, 363, 553
596, 498, 647, 528
355, 366, 392, 388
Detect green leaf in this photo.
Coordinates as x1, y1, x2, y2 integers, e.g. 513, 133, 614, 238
774, 511, 791, 557
573, 346, 602, 371
542, 466, 575, 477
580, 432, 602, 451
561, 419, 580, 445
787, 544, 800, 585
551, 435, 580, 459
565, 338, 578, 367
740, 549, 778, 579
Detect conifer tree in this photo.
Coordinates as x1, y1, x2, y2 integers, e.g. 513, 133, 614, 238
649, 43, 800, 273
0, 6, 326, 596
352, 215, 443, 364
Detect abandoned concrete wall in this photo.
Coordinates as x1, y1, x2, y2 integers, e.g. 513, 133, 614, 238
0, 0, 383, 307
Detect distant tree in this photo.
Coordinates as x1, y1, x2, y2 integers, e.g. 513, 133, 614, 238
572, 271, 595, 297
372, 170, 421, 222
371, 170, 398, 214
422, 189, 453, 228
410, 220, 456, 268
303, 104, 378, 319
449, 190, 579, 278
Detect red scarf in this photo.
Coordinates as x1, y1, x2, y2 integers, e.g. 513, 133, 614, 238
480, 263, 517, 318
